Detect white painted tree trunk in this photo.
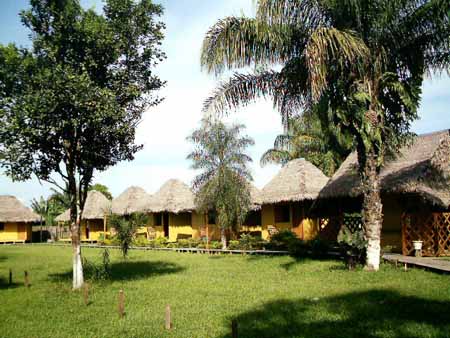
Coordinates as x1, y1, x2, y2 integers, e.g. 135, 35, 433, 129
71, 214, 84, 289
221, 228, 227, 250
362, 151, 383, 271
72, 242, 84, 289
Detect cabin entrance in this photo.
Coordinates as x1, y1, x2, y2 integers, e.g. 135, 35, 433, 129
163, 213, 169, 237
85, 225, 90, 239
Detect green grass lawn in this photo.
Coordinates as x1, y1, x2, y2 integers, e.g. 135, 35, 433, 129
0, 246, 449, 338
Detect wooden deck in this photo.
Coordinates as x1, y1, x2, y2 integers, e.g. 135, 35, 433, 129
383, 253, 450, 273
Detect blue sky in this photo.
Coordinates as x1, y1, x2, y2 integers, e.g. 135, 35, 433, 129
1, 0, 449, 205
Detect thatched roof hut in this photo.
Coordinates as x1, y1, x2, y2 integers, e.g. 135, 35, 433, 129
318, 130, 450, 208
55, 190, 111, 222
148, 179, 196, 214
0, 195, 40, 223
111, 186, 153, 215
260, 158, 329, 204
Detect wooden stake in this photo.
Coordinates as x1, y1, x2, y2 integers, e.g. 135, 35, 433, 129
232, 319, 238, 338
83, 283, 89, 306
9, 269, 12, 285
118, 289, 125, 318
24, 271, 29, 287
165, 304, 172, 330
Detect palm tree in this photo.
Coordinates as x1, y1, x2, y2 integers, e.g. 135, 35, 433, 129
31, 197, 47, 242
261, 114, 351, 176
201, 0, 449, 270
187, 118, 255, 249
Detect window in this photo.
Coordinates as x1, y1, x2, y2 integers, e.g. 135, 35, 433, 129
154, 213, 162, 226
244, 210, 261, 226
175, 212, 192, 225
274, 205, 291, 223
207, 211, 216, 224
0, 223, 4, 231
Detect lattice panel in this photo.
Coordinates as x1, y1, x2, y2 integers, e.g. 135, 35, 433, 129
318, 217, 341, 242
402, 213, 437, 256
342, 215, 363, 234
437, 213, 450, 256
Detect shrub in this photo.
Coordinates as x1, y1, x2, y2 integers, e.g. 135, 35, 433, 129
83, 249, 111, 281
133, 236, 150, 247
338, 226, 367, 269
209, 241, 222, 249
310, 238, 332, 258
265, 230, 298, 250
287, 240, 309, 257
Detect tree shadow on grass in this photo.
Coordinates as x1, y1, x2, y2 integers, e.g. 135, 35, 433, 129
220, 289, 450, 338
48, 260, 184, 283
0, 277, 21, 290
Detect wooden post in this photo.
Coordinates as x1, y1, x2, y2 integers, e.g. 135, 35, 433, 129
83, 283, 89, 306
24, 271, 29, 287
9, 269, 12, 285
118, 289, 125, 318
232, 319, 238, 338
165, 304, 172, 330
404, 263, 408, 272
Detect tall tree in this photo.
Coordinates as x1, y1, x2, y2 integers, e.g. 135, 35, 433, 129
261, 114, 351, 176
0, 0, 166, 288
201, 0, 449, 270
187, 118, 254, 249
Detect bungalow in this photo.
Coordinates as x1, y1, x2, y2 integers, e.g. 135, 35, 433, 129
315, 129, 450, 256
55, 190, 111, 242
146, 179, 205, 242
259, 158, 330, 240
111, 186, 158, 238
0, 195, 40, 243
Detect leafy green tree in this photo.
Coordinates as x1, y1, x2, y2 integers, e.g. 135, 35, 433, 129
187, 118, 254, 249
201, 0, 449, 270
109, 213, 148, 258
261, 114, 351, 176
89, 183, 113, 200
0, 0, 166, 288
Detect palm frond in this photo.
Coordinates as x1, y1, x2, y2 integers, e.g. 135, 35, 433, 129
260, 148, 292, 166
305, 27, 369, 100
256, 0, 326, 28
200, 16, 298, 75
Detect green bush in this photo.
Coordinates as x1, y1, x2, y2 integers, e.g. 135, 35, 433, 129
209, 241, 222, 249
310, 238, 332, 257
83, 249, 111, 281
287, 240, 309, 257
133, 236, 150, 247
265, 230, 299, 250
338, 226, 367, 269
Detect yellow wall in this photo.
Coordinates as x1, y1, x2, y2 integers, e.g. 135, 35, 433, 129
81, 219, 107, 241
0, 222, 32, 242
261, 203, 320, 241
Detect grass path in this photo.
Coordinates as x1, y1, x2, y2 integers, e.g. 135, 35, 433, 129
0, 245, 449, 338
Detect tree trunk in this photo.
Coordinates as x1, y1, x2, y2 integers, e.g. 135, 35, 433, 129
362, 151, 383, 271
68, 173, 84, 289
221, 228, 227, 250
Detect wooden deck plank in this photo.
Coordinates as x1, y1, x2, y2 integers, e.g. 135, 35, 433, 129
383, 253, 450, 273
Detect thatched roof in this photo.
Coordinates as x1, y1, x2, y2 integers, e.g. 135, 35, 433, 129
260, 158, 329, 204
111, 186, 153, 215
249, 184, 262, 210
0, 196, 40, 223
55, 190, 111, 222
148, 179, 196, 214
318, 130, 450, 207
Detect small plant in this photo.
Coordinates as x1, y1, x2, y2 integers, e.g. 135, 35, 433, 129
133, 236, 150, 247
338, 226, 367, 269
109, 213, 149, 258
82, 249, 111, 281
